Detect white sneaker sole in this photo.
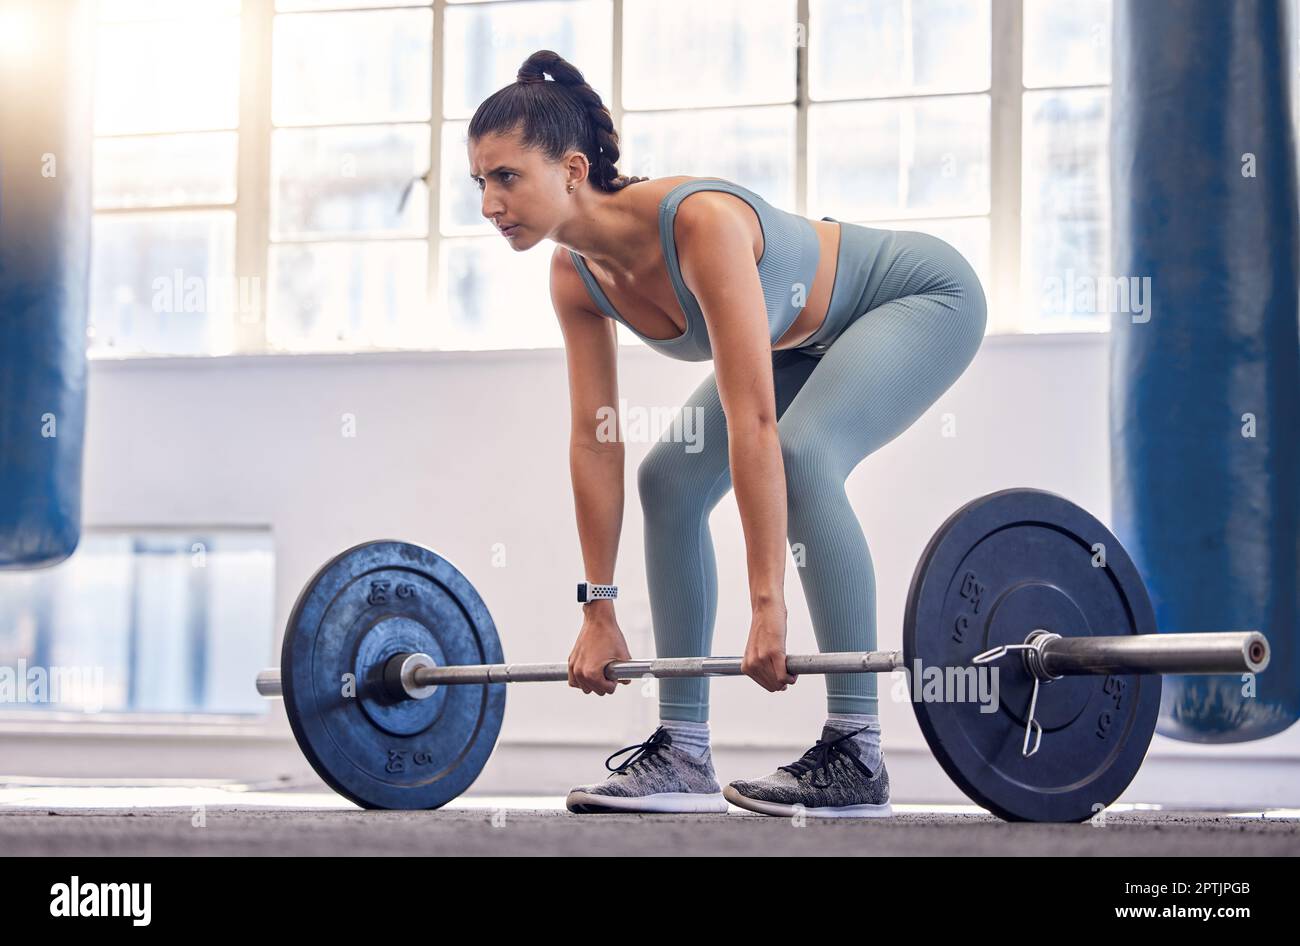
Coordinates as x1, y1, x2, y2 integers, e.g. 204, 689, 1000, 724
566, 789, 729, 814
723, 784, 893, 819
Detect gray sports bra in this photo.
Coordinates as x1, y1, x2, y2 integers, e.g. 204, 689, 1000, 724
567, 178, 821, 362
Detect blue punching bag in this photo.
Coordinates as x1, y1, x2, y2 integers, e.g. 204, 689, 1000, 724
1110, 0, 1300, 741
0, 0, 94, 568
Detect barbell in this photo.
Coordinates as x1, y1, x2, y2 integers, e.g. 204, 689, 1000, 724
255, 487, 1270, 822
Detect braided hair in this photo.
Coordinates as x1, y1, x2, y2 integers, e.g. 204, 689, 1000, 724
468, 49, 648, 193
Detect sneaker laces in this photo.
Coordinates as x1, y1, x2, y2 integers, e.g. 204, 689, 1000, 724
779, 726, 873, 789
604, 726, 674, 774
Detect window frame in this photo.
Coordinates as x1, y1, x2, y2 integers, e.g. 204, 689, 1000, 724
92, 0, 1111, 358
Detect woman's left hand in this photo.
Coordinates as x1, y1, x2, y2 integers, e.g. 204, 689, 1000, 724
741, 603, 797, 692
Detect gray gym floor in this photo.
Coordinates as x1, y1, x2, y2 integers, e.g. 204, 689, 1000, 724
1, 787, 1297, 855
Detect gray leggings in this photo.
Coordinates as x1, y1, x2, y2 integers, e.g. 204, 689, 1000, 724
638, 223, 988, 722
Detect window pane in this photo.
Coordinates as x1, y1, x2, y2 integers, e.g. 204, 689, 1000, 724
268, 241, 430, 350
89, 211, 237, 356
854, 216, 990, 304
439, 236, 559, 350
1023, 0, 1112, 88
442, 0, 612, 120
810, 0, 990, 100
271, 125, 431, 240
94, 16, 240, 135
277, 0, 429, 10
94, 132, 238, 210
98, 0, 240, 21
0, 531, 274, 715
809, 96, 990, 220
620, 106, 797, 211
442, 120, 485, 235
272, 9, 433, 126
623, 0, 796, 109
1021, 89, 1110, 328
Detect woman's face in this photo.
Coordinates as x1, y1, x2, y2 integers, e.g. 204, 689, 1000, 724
468, 130, 576, 252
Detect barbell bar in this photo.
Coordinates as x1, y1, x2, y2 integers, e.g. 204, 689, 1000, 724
256, 630, 1267, 697
255, 487, 1277, 821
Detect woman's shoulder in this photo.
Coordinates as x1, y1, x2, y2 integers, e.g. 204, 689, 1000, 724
628, 175, 752, 210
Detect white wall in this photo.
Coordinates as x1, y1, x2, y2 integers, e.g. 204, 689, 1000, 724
4, 331, 1297, 808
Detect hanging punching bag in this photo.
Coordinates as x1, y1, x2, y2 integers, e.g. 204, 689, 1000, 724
1110, 0, 1300, 742
0, 0, 94, 568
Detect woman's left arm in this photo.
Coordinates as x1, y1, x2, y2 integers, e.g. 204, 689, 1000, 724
675, 197, 797, 693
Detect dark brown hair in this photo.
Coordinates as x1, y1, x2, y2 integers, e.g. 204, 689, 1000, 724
468, 49, 648, 193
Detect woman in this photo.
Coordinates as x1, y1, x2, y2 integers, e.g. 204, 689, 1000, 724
467, 50, 986, 818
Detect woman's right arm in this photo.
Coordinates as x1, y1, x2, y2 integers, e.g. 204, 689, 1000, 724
550, 247, 632, 695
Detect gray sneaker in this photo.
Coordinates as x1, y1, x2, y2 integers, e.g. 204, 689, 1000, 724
566, 726, 728, 814
723, 725, 893, 819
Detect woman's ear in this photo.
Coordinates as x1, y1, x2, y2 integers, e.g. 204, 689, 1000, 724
565, 152, 590, 191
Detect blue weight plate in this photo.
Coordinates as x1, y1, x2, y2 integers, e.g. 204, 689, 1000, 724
281, 541, 505, 809
903, 488, 1160, 822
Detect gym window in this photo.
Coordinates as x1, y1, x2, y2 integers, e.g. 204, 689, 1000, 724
0, 531, 274, 717
88, 0, 1118, 357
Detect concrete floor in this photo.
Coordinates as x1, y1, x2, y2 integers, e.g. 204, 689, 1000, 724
1, 785, 1298, 855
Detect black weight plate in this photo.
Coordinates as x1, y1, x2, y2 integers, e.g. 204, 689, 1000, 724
903, 488, 1160, 822
281, 540, 504, 809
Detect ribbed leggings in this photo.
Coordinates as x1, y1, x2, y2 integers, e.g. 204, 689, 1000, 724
638, 224, 988, 721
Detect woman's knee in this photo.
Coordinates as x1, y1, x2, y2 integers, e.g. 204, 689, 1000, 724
779, 430, 842, 496
637, 441, 720, 514
636, 450, 675, 511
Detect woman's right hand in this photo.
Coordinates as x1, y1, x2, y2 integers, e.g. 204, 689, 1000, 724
568, 606, 632, 695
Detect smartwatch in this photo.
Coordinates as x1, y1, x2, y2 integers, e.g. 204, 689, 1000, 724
577, 581, 618, 604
